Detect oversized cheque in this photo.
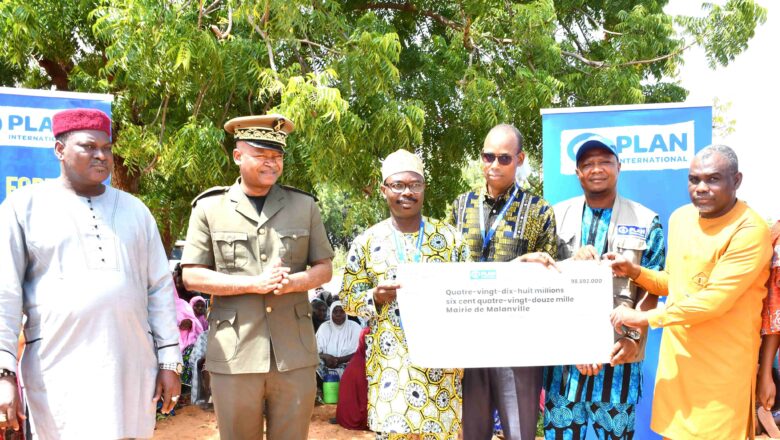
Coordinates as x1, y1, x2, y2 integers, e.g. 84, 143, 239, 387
395, 260, 613, 368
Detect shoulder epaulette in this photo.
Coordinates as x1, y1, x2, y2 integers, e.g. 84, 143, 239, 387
191, 186, 229, 207
280, 185, 318, 202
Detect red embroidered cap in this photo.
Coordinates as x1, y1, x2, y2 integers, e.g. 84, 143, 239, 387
52, 108, 112, 139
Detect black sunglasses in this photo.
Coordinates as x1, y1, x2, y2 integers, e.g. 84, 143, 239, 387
481, 152, 515, 166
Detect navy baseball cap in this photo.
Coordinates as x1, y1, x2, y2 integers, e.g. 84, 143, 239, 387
574, 135, 619, 164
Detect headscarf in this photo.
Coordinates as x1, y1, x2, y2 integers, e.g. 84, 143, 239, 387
174, 284, 204, 350
189, 296, 209, 331
316, 301, 362, 357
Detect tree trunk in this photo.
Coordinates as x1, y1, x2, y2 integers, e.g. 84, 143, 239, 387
111, 154, 140, 194
158, 204, 174, 256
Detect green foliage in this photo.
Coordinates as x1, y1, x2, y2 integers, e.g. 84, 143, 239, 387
712, 97, 737, 141
677, 0, 768, 68
0, 0, 766, 249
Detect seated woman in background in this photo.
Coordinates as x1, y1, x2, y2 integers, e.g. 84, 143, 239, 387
189, 295, 209, 331
175, 291, 204, 397
316, 301, 362, 382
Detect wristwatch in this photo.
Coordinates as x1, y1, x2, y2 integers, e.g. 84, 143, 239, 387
159, 362, 184, 375
622, 326, 641, 341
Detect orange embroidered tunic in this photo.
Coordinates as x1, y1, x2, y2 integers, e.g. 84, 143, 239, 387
635, 202, 771, 439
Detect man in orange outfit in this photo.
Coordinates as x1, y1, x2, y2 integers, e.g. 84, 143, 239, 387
607, 145, 771, 439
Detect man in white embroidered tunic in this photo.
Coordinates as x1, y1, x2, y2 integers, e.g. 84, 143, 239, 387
0, 108, 181, 439
340, 149, 470, 439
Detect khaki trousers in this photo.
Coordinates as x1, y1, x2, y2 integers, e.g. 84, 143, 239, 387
210, 360, 316, 440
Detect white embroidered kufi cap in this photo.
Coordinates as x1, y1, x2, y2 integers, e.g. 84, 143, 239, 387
381, 149, 425, 181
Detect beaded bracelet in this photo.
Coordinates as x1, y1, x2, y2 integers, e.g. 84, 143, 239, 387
0, 369, 16, 378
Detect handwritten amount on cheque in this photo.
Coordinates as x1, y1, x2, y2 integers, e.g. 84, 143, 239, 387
444, 287, 575, 313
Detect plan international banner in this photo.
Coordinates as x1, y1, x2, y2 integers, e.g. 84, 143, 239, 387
0, 87, 113, 203
542, 103, 712, 440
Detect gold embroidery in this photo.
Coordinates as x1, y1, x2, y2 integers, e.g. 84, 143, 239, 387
692, 271, 709, 287
234, 127, 287, 146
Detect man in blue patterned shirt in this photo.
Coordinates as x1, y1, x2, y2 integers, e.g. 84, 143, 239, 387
544, 136, 666, 440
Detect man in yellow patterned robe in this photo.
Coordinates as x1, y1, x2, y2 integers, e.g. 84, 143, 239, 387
340, 149, 469, 439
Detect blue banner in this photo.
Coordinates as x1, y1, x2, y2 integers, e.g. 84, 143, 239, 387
0, 87, 113, 203
541, 103, 712, 439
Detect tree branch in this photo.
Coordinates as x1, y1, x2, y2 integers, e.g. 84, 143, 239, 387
142, 155, 159, 176
210, 5, 232, 39
261, 0, 271, 26
560, 50, 605, 67
463, 15, 473, 51
193, 78, 213, 119
578, 7, 623, 36
561, 40, 695, 68
293, 44, 311, 74
298, 39, 341, 55
247, 13, 277, 71
218, 89, 235, 133
489, 35, 693, 69
197, 0, 204, 29
158, 94, 170, 146
352, 2, 462, 31
560, 21, 587, 54
203, 0, 221, 15
612, 41, 695, 66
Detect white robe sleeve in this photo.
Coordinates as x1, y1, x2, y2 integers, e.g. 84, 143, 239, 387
143, 207, 182, 364
0, 196, 25, 372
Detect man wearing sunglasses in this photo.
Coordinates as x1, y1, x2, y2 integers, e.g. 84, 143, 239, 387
543, 135, 666, 440
340, 149, 469, 438
450, 124, 558, 440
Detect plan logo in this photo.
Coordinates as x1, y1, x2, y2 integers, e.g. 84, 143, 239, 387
560, 121, 695, 175
0, 106, 56, 148
616, 224, 647, 239
470, 269, 496, 280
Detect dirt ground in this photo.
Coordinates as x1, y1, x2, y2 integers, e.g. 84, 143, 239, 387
153, 405, 777, 439
152, 404, 374, 440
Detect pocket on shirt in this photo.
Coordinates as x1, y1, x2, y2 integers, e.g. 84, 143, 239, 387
212, 232, 250, 270
294, 301, 316, 354
206, 308, 238, 362
277, 229, 310, 265
614, 237, 647, 265
686, 260, 716, 295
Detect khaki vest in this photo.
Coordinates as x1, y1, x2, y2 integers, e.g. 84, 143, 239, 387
554, 195, 658, 362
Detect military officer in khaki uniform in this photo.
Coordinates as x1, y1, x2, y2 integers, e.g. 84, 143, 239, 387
181, 114, 334, 440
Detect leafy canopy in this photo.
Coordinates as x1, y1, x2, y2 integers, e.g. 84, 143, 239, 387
0, 0, 766, 249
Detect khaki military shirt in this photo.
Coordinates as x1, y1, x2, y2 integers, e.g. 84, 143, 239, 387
181, 181, 334, 374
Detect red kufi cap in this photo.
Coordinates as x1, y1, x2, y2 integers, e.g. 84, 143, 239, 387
52, 108, 112, 138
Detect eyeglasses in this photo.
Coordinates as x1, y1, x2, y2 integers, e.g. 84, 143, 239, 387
384, 181, 425, 194
481, 152, 515, 166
